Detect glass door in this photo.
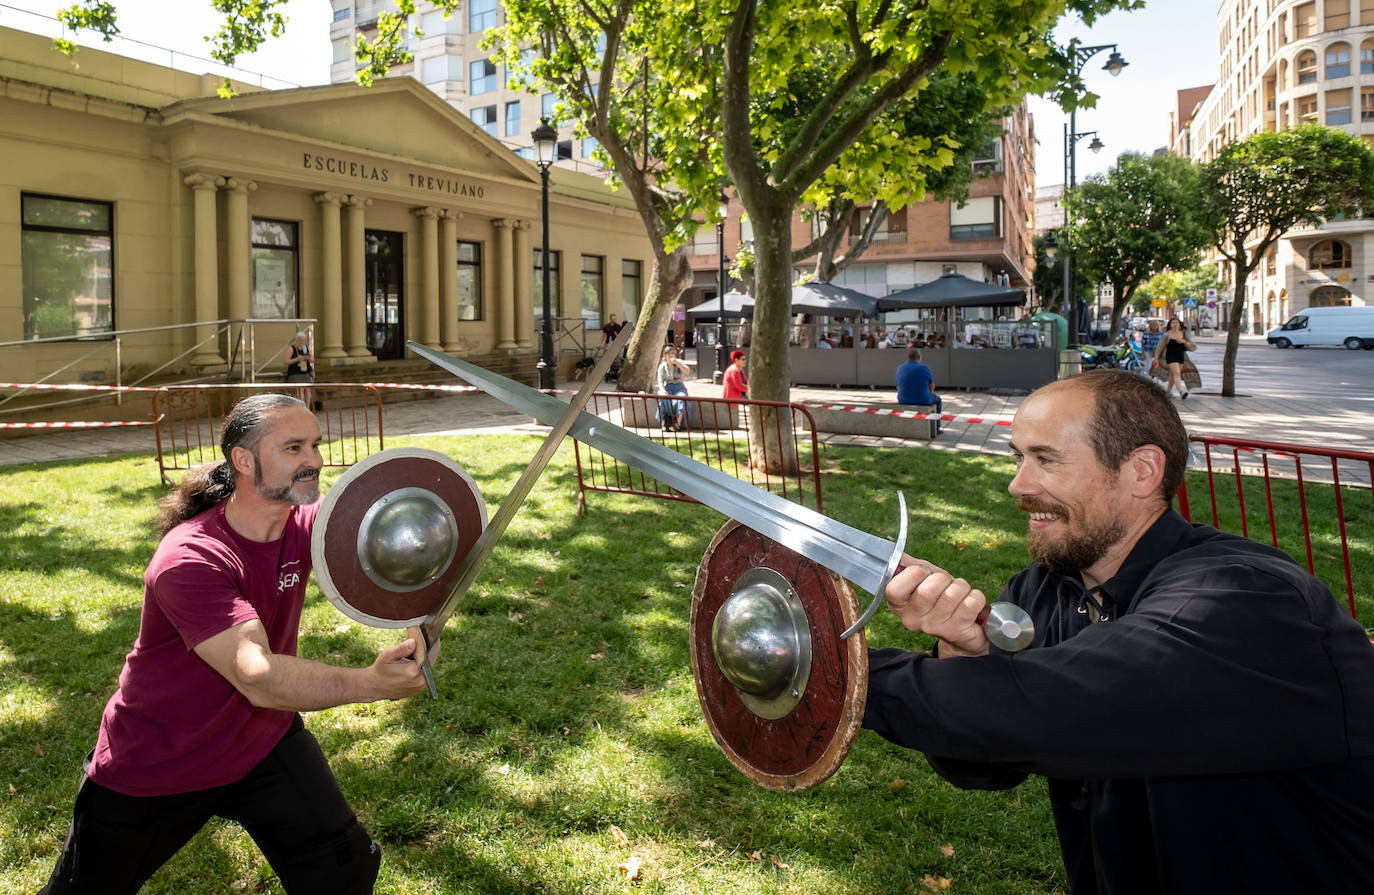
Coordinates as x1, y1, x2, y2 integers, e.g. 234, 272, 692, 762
365, 230, 404, 360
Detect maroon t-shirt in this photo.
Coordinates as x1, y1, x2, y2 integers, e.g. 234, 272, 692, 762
88, 500, 319, 797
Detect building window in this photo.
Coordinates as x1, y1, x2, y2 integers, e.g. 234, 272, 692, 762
422, 54, 462, 84
541, 92, 558, 120
504, 101, 521, 136
469, 0, 496, 32
1296, 50, 1317, 84
513, 146, 535, 160
332, 7, 350, 22
21, 193, 113, 340
457, 241, 482, 321
579, 255, 604, 329
1309, 239, 1351, 269
1312, 285, 1352, 306
1362, 42, 1374, 74
1298, 94, 1319, 121
1328, 0, 1351, 30
581, 136, 599, 158
621, 259, 643, 323
557, 139, 573, 160
1294, 2, 1316, 38
332, 38, 352, 65
420, 9, 461, 36
251, 218, 299, 319
1266, 246, 1277, 276
690, 224, 716, 254
533, 248, 561, 323
470, 105, 498, 136
1327, 43, 1352, 78
949, 196, 1002, 240
505, 48, 535, 88
1362, 88, 1374, 121
1328, 88, 1353, 125
470, 58, 497, 95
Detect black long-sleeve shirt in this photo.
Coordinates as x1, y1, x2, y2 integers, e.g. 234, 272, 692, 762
864, 510, 1374, 894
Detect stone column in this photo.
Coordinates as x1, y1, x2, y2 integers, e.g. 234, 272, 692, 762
414, 206, 442, 349
343, 195, 373, 357
222, 178, 257, 363
185, 173, 225, 366
440, 210, 462, 351
513, 219, 534, 348
315, 192, 348, 359
492, 218, 517, 348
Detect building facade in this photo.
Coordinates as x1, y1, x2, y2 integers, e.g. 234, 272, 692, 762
330, 0, 604, 172
1177, 0, 1374, 333
684, 105, 1039, 317
0, 26, 652, 385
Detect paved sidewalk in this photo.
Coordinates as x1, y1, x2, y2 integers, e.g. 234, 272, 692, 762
2, 354, 1370, 483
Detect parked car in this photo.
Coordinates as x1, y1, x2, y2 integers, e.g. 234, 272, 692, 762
1267, 306, 1374, 349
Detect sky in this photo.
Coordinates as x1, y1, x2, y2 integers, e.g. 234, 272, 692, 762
3, 0, 1219, 183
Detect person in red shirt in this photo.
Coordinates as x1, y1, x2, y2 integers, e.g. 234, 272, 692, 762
722, 349, 748, 401
40, 394, 431, 895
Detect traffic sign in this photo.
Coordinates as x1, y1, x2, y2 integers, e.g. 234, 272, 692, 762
1184, 297, 1198, 308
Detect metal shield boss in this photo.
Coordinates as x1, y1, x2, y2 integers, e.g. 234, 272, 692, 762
690, 521, 868, 792
312, 447, 486, 627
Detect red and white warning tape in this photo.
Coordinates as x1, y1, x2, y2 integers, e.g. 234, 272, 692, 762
0, 382, 157, 392
799, 402, 1013, 427
0, 420, 155, 429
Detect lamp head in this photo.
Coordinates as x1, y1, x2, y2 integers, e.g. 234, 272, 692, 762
531, 119, 558, 168
1088, 135, 1105, 154
1104, 50, 1128, 76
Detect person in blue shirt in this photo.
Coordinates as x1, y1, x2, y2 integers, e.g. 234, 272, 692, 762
895, 349, 941, 432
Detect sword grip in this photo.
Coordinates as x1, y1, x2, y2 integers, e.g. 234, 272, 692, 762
407, 625, 438, 700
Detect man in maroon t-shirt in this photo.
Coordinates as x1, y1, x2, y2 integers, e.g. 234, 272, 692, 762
41, 394, 431, 895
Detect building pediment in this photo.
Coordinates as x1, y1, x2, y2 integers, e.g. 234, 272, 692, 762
165, 78, 538, 185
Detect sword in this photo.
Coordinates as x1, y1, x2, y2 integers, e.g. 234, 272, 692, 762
408, 343, 1033, 649
410, 325, 632, 696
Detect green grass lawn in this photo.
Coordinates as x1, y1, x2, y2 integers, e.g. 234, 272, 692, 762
2, 434, 1369, 894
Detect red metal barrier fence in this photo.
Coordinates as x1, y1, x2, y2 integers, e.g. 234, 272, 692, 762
571, 392, 823, 515
1178, 435, 1374, 619
152, 384, 384, 484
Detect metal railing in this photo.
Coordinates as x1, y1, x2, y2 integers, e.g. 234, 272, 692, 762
152, 383, 384, 485
571, 393, 823, 515
0, 318, 317, 418
1178, 435, 1374, 619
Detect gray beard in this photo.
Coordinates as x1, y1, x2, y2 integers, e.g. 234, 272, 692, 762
252, 454, 319, 504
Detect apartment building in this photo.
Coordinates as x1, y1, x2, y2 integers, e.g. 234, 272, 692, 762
684, 105, 1039, 314
1176, 0, 1374, 332
330, 0, 602, 170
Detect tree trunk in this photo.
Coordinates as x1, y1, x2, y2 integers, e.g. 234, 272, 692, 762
617, 248, 694, 393
1222, 270, 1249, 398
746, 199, 798, 475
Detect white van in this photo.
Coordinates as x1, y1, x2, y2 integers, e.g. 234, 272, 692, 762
1266, 306, 1374, 349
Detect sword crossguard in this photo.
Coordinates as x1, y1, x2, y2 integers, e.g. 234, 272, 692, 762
840, 492, 908, 639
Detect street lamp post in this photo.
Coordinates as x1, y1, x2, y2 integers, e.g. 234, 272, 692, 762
716, 189, 729, 374
1062, 44, 1126, 343
532, 119, 558, 390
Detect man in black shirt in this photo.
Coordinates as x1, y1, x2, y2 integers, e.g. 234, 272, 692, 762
864, 369, 1374, 893
601, 314, 624, 346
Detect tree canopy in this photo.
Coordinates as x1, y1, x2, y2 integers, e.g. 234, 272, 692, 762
1198, 123, 1374, 395
1063, 151, 1208, 338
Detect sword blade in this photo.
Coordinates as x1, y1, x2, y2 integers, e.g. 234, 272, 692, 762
411, 326, 632, 691
408, 343, 903, 608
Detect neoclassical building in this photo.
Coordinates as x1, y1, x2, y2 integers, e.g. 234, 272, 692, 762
0, 25, 651, 385
1174, 0, 1374, 332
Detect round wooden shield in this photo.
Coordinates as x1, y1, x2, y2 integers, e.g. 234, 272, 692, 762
690, 520, 867, 792
312, 447, 486, 627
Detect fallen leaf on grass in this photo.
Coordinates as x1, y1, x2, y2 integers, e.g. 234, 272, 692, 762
983, 540, 1001, 548
618, 855, 643, 882
610, 825, 630, 847
955, 542, 968, 551
534, 577, 546, 587
589, 642, 607, 661
34, 745, 43, 757
401, 752, 415, 763
770, 854, 789, 869
697, 839, 716, 849
8, 783, 16, 794
887, 778, 907, 792
922, 874, 953, 891
747, 849, 763, 862
940, 843, 955, 858
496, 763, 510, 775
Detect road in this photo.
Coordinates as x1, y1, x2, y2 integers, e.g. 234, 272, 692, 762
1188, 334, 1374, 407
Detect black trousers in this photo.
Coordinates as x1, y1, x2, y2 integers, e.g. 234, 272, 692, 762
40, 716, 380, 895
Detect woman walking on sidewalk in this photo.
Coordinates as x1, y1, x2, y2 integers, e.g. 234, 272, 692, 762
1154, 318, 1197, 399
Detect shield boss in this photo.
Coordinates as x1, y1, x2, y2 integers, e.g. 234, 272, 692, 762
312, 447, 486, 627
690, 520, 867, 792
